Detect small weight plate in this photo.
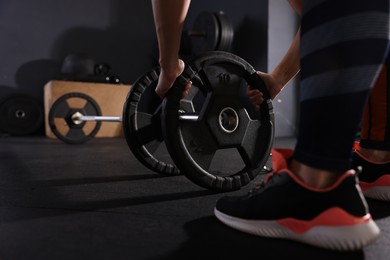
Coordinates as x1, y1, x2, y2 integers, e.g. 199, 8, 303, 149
191, 11, 220, 55
214, 12, 234, 52
48, 92, 102, 144
0, 95, 44, 136
162, 51, 274, 192
122, 68, 181, 175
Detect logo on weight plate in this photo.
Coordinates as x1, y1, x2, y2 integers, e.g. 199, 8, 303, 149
218, 73, 230, 84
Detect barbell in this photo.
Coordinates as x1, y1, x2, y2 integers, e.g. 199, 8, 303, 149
49, 51, 274, 191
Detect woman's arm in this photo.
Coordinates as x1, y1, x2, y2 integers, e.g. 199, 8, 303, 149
247, 0, 302, 106
151, 0, 191, 98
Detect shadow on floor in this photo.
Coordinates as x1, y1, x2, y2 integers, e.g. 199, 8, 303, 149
27, 173, 168, 187
367, 199, 390, 220
153, 216, 364, 260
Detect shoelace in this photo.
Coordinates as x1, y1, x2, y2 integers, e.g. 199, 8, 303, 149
249, 171, 282, 194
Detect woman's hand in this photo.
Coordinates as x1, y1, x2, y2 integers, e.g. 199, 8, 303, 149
246, 71, 284, 110
155, 59, 192, 99
155, 59, 185, 99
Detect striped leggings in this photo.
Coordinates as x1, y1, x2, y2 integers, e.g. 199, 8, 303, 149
360, 57, 390, 151
294, 0, 390, 172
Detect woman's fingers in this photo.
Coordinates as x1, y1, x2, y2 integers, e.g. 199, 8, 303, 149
183, 81, 192, 97
246, 86, 264, 111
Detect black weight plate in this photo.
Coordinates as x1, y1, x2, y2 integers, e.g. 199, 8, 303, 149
0, 95, 44, 136
48, 92, 102, 144
162, 51, 274, 192
214, 12, 234, 52
191, 11, 220, 55
122, 68, 180, 175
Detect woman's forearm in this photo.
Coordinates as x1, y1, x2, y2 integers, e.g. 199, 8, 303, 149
271, 27, 301, 89
151, 0, 191, 69
271, 0, 302, 90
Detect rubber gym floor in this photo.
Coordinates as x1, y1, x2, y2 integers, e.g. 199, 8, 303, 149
1, 136, 390, 260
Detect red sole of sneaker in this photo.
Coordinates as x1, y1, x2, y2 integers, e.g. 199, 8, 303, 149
214, 207, 380, 251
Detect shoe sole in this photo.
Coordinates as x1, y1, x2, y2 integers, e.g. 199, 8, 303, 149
360, 175, 390, 201
214, 208, 380, 251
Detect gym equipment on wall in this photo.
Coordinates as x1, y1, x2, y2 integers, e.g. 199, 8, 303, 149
161, 51, 274, 192
94, 63, 121, 84
0, 95, 44, 136
154, 10, 234, 67
175, 11, 234, 61
187, 11, 234, 55
61, 53, 121, 84
61, 53, 95, 77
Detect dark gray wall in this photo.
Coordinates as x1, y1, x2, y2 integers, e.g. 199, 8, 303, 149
0, 0, 155, 100
0, 0, 268, 102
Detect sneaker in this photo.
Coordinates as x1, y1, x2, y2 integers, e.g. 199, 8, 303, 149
352, 149, 390, 201
214, 149, 380, 251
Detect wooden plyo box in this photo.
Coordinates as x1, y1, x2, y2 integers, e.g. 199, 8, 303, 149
44, 80, 131, 139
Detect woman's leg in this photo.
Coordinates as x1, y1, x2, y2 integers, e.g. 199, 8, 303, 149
293, 0, 390, 178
